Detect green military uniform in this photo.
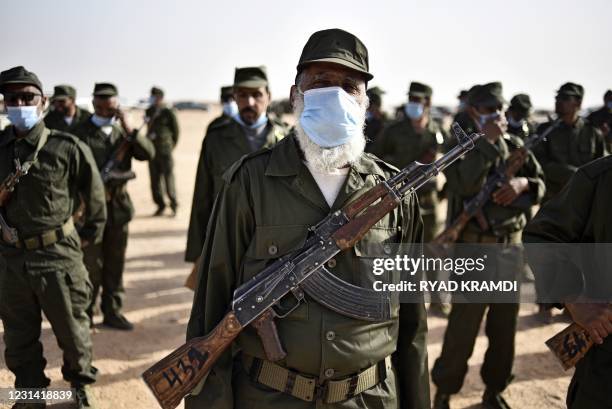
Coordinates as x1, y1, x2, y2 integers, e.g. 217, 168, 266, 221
523, 155, 612, 409
363, 86, 388, 151
146, 87, 179, 213
73, 83, 154, 325
186, 135, 429, 409
44, 85, 91, 133
506, 94, 536, 141
185, 70, 287, 263
533, 83, 607, 202
432, 83, 546, 407
0, 67, 106, 392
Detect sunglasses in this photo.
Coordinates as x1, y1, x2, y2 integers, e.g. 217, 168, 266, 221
3, 91, 43, 105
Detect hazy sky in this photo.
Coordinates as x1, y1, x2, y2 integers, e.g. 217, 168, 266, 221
4, 0, 611, 109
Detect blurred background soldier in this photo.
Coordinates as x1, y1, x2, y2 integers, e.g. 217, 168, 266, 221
432, 82, 545, 409
587, 89, 611, 145
505, 94, 535, 140
364, 86, 387, 150
456, 89, 469, 113
146, 86, 179, 217
532, 82, 607, 203
44, 84, 91, 132
371, 81, 448, 315
207, 85, 236, 131
0, 66, 106, 409
73, 83, 155, 330
184, 66, 287, 287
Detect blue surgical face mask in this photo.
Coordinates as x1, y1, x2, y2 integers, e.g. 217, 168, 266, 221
299, 86, 363, 148
607, 101, 612, 110
91, 114, 115, 128
222, 101, 239, 117
404, 102, 424, 119
148, 96, 157, 106
6, 106, 42, 131
507, 115, 525, 128
233, 111, 268, 129
478, 112, 501, 126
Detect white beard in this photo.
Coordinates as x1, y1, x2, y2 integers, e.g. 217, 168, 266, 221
293, 93, 368, 173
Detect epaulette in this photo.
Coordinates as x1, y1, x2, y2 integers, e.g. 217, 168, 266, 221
208, 116, 234, 132
49, 129, 81, 144
222, 145, 274, 183
580, 156, 612, 180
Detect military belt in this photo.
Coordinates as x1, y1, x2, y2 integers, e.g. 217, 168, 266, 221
460, 230, 521, 244
15, 218, 75, 250
243, 354, 391, 403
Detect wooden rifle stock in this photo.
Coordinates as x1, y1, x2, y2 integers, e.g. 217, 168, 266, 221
546, 322, 593, 370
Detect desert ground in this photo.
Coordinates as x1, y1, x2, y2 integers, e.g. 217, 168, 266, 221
0, 108, 574, 408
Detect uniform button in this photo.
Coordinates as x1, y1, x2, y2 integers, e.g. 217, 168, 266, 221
324, 368, 335, 378
268, 244, 278, 255
325, 331, 335, 341
327, 259, 337, 268
383, 244, 392, 254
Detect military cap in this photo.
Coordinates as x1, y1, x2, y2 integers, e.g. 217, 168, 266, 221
221, 86, 234, 101
556, 82, 584, 99
150, 86, 164, 97
367, 86, 385, 105
0, 66, 43, 93
458, 90, 468, 99
51, 84, 76, 100
466, 84, 482, 106
297, 28, 373, 80
510, 93, 532, 113
93, 82, 118, 97
234, 66, 268, 88
471, 82, 505, 107
408, 82, 432, 98
603, 90, 611, 100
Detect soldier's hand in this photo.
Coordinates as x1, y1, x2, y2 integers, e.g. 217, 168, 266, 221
492, 177, 528, 206
565, 302, 612, 344
80, 239, 91, 249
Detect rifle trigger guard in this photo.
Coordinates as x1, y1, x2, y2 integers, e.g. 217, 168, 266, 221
271, 287, 305, 319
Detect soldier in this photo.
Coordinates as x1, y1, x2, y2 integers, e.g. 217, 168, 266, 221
457, 89, 468, 113
185, 28, 429, 409
432, 82, 545, 409
532, 82, 607, 202
44, 84, 91, 132
0, 66, 106, 408
73, 83, 154, 330
523, 155, 612, 408
363, 86, 387, 150
146, 86, 179, 216
207, 85, 237, 131
587, 89, 611, 140
505, 94, 535, 140
184, 66, 287, 273
372, 81, 448, 315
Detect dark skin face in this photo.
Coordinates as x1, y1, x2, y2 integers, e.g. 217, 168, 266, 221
52, 97, 76, 117
2, 83, 46, 136
234, 86, 270, 125
555, 94, 581, 124
290, 62, 367, 106
150, 94, 163, 107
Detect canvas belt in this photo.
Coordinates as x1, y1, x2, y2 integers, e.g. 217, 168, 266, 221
243, 354, 391, 404
15, 218, 75, 250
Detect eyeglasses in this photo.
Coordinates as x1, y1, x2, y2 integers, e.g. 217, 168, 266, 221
3, 91, 43, 106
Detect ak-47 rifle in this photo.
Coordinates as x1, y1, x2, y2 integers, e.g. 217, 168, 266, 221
141, 123, 482, 409
0, 159, 33, 244
433, 120, 560, 245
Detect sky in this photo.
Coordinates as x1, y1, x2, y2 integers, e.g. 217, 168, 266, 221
3, 0, 611, 110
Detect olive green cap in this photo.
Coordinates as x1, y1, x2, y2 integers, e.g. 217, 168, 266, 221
471, 82, 506, 108
556, 82, 584, 99
221, 86, 234, 101
93, 82, 118, 97
408, 82, 432, 98
367, 86, 385, 105
457, 89, 468, 99
150, 86, 164, 97
234, 66, 268, 88
52, 84, 76, 100
604, 90, 612, 100
510, 93, 532, 113
297, 28, 373, 80
0, 66, 43, 93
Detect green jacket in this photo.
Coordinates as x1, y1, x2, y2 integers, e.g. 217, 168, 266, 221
532, 118, 607, 201
445, 134, 545, 237
184, 117, 287, 262
0, 121, 106, 270
523, 156, 612, 407
44, 106, 92, 133
186, 134, 430, 409
145, 105, 179, 156
372, 118, 446, 214
73, 118, 155, 226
